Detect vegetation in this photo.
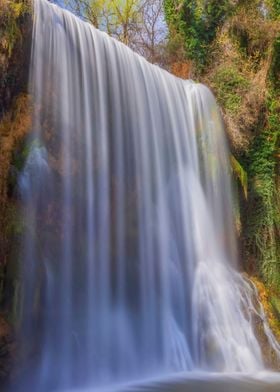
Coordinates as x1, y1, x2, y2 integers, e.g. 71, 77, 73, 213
0, 0, 31, 117
161, 0, 280, 341
212, 66, 249, 114
0, 0, 31, 294
65, 0, 167, 63
165, 0, 279, 286
0, 0, 279, 381
164, 0, 231, 70
0, 0, 31, 317
66, 0, 144, 44
0, 1, 32, 382
244, 85, 279, 285
0, 0, 28, 57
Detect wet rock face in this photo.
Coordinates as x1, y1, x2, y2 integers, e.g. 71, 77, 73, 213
0, 0, 32, 288
0, 2, 32, 384
0, 316, 15, 383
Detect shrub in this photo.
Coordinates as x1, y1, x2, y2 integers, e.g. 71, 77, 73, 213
212, 66, 250, 113
164, 0, 230, 69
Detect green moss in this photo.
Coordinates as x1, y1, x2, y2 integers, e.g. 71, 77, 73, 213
212, 67, 249, 113
12, 137, 42, 172
231, 154, 248, 199
6, 205, 25, 238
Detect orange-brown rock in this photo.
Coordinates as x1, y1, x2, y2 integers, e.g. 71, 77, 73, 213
0, 316, 15, 383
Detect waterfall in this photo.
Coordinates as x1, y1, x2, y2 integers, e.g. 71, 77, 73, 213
18, 0, 280, 390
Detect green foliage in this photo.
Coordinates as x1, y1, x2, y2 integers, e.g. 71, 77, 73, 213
269, 0, 280, 18
212, 66, 249, 113
65, 0, 144, 45
0, 1, 29, 58
270, 35, 280, 90
229, 11, 271, 65
271, 296, 280, 320
245, 90, 280, 285
164, 0, 230, 69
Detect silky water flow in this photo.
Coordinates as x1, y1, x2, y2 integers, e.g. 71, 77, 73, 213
17, 0, 280, 390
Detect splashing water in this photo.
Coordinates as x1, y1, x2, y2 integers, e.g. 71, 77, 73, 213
17, 0, 280, 390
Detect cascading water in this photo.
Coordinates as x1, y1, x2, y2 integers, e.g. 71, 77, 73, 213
17, 0, 280, 390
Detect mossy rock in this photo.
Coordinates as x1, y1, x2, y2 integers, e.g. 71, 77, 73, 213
0, 316, 15, 384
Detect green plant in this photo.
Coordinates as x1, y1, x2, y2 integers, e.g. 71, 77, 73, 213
268, 0, 280, 18
229, 11, 271, 65
270, 35, 280, 90
244, 90, 280, 285
164, 0, 231, 69
0, 1, 29, 58
212, 66, 249, 113
271, 296, 280, 320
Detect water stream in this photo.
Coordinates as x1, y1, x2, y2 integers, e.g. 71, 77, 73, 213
16, 0, 280, 390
